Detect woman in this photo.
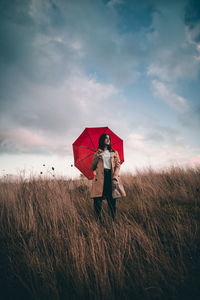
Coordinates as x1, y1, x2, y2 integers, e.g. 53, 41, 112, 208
90, 133, 126, 221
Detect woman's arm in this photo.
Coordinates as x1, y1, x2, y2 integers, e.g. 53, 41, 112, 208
91, 151, 99, 171
113, 150, 120, 178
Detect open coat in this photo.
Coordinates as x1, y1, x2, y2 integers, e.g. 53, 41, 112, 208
90, 148, 126, 199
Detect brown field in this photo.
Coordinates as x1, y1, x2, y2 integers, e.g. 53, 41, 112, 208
0, 165, 200, 300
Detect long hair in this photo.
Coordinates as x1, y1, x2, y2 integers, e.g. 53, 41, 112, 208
98, 133, 114, 152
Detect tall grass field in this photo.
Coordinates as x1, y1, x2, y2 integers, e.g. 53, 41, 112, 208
0, 165, 200, 300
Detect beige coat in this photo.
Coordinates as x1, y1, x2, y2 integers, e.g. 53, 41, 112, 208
90, 148, 126, 199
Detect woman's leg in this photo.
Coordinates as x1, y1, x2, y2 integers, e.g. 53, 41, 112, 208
107, 196, 116, 220
103, 168, 116, 220
93, 197, 103, 220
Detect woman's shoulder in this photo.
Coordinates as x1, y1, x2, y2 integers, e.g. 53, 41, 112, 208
111, 149, 118, 153
112, 149, 120, 157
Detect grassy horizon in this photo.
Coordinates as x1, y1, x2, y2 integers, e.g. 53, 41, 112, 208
0, 165, 200, 300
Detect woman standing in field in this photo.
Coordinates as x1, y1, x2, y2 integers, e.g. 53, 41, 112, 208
90, 133, 126, 221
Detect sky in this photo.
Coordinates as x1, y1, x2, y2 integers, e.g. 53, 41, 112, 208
0, 0, 200, 180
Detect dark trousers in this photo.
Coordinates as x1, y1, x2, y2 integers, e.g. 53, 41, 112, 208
93, 168, 116, 221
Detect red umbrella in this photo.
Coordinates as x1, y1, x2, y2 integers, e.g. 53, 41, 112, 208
72, 126, 124, 180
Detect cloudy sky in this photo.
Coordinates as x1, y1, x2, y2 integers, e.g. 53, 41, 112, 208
0, 0, 200, 179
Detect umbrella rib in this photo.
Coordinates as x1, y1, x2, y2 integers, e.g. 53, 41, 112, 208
86, 128, 96, 151
77, 152, 94, 164
102, 127, 108, 135
112, 140, 122, 147
77, 145, 95, 151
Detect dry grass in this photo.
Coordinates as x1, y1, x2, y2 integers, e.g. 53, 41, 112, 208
0, 165, 200, 300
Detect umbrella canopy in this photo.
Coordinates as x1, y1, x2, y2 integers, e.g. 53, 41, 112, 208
72, 126, 124, 180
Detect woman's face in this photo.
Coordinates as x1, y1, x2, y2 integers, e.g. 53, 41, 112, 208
104, 135, 110, 145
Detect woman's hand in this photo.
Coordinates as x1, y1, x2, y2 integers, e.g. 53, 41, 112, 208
96, 149, 103, 159
92, 149, 103, 171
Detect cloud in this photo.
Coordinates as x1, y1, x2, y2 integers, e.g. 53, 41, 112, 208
0, 0, 200, 163
151, 80, 189, 113
0, 70, 120, 155
1, 0, 199, 89
124, 126, 200, 172
126, 122, 186, 152
126, 132, 147, 152
146, 0, 200, 82
0, 127, 53, 155
145, 125, 185, 145
1, 0, 199, 91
